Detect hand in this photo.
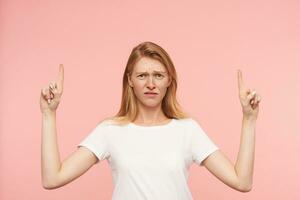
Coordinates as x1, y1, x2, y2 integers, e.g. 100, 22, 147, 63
237, 69, 261, 120
40, 64, 64, 113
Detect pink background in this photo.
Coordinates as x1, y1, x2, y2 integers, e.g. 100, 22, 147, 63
1, 0, 300, 199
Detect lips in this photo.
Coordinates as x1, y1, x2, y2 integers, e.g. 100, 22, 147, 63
144, 92, 158, 94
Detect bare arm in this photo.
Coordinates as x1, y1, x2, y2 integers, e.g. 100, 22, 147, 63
41, 111, 98, 189
40, 65, 99, 189
201, 70, 261, 192
202, 117, 256, 192
41, 111, 61, 189
234, 117, 256, 190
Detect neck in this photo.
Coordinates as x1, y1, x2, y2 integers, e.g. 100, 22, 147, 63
134, 101, 169, 124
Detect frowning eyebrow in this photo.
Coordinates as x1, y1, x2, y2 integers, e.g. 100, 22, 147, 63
135, 71, 167, 74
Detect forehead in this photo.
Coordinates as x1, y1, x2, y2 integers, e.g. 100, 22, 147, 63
133, 57, 166, 73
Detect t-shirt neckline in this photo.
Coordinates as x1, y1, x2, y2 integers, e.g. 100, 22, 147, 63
129, 118, 175, 128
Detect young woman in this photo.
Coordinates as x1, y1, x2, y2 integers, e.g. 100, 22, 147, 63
40, 41, 261, 199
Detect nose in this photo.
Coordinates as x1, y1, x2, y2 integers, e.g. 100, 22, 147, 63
146, 76, 156, 89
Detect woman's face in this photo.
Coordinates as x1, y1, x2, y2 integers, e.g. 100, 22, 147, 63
128, 57, 171, 108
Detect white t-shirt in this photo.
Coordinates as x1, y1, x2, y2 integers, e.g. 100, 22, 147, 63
78, 117, 219, 200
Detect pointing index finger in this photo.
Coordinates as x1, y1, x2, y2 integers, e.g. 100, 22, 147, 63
57, 64, 64, 88
237, 69, 245, 91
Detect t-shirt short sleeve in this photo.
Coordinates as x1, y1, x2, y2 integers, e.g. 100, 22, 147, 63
77, 121, 110, 163
188, 119, 219, 166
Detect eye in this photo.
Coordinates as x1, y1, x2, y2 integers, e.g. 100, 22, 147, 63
137, 74, 146, 78
155, 74, 164, 78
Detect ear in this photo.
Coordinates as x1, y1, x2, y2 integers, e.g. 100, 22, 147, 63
127, 73, 133, 87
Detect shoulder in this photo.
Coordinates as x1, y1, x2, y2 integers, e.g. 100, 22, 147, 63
176, 117, 200, 126
96, 119, 117, 127
175, 117, 206, 134
96, 117, 129, 128
170, 117, 202, 132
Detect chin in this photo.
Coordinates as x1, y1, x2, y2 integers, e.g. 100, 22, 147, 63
140, 100, 161, 108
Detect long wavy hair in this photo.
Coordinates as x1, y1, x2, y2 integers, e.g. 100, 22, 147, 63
104, 41, 190, 125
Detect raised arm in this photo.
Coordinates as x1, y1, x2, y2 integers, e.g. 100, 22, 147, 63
40, 64, 99, 189
201, 117, 256, 192
41, 111, 98, 189
200, 69, 261, 192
